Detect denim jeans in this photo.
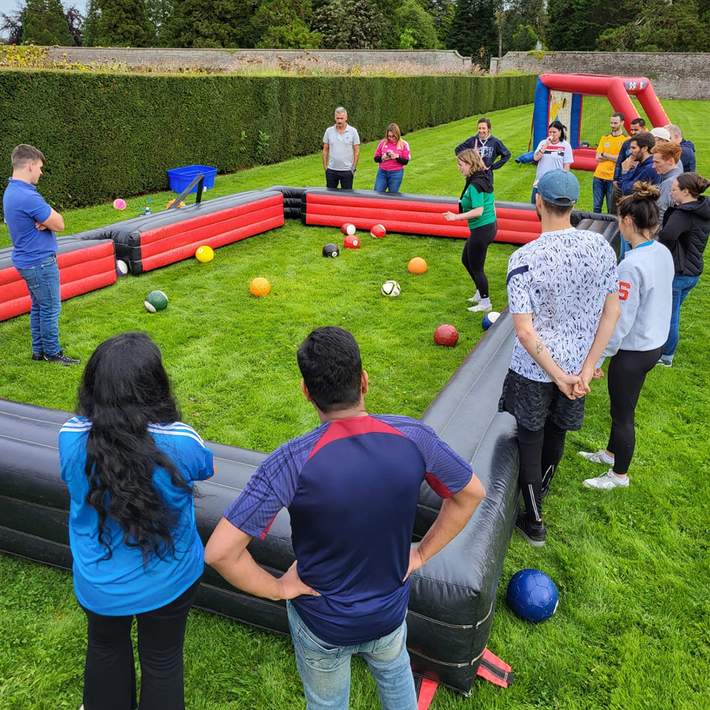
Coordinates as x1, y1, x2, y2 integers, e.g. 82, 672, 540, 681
592, 177, 614, 213
530, 186, 538, 204
662, 274, 700, 361
16, 254, 62, 356
287, 602, 417, 710
374, 168, 404, 193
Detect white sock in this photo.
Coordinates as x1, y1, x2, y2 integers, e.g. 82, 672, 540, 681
479, 297, 491, 307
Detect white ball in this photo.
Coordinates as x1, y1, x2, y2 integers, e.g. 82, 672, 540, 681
381, 280, 401, 297
116, 259, 129, 276
488, 311, 500, 324
346, 223, 356, 235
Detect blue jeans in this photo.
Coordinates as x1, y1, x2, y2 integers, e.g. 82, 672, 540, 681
16, 254, 62, 356
592, 178, 614, 213
662, 274, 700, 361
374, 168, 404, 193
530, 186, 538, 204
287, 602, 417, 710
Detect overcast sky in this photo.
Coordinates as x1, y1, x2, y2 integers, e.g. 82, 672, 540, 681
0, 1, 88, 19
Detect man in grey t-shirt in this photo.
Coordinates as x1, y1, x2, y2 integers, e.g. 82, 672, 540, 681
322, 107, 360, 190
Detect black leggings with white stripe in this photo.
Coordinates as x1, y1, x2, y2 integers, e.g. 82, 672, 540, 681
461, 221, 497, 299
517, 420, 567, 522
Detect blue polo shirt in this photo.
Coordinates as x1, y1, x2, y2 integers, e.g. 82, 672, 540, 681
2, 178, 55, 268
225, 414, 473, 646
59, 416, 214, 616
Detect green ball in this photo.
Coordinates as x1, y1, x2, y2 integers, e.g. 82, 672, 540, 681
144, 290, 168, 313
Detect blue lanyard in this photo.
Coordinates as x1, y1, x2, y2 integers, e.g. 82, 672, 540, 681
634, 240, 654, 250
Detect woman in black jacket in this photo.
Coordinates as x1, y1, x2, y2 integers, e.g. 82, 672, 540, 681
657, 172, 710, 366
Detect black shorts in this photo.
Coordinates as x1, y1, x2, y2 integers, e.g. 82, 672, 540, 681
498, 369, 585, 432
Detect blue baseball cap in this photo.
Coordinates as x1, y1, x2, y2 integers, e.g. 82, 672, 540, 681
537, 169, 580, 207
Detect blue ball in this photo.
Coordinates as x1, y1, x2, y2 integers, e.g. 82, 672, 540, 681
506, 569, 559, 622
482, 311, 501, 331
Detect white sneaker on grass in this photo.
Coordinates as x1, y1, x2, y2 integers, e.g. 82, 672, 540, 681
468, 298, 492, 313
583, 470, 629, 490
578, 449, 614, 466
467, 290, 481, 303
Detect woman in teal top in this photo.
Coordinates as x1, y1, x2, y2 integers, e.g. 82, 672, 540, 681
443, 148, 497, 313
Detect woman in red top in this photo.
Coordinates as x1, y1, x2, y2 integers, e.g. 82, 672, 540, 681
374, 123, 411, 194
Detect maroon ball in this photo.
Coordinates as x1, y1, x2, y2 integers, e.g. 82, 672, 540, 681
434, 324, 459, 347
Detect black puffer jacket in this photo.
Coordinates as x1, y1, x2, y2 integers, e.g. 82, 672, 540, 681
658, 196, 710, 276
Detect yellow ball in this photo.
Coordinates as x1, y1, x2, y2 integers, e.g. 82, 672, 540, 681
166, 199, 186, 209
195, 245, 214, 263
249, 277, 271, 297
408, 256, 428, 274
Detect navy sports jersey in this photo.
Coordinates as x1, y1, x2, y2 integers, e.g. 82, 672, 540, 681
59, 416, 214, 615
225, 414, 472, 646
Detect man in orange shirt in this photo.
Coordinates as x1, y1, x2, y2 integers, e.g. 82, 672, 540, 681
593, 113, 627, 214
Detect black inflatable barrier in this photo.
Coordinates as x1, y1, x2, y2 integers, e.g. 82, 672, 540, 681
0, 310, 519, 695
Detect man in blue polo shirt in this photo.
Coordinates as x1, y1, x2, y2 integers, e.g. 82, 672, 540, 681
3, 144, 79, 365
206, 327, 485, 710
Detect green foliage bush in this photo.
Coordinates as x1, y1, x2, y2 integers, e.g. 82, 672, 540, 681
0, 69, 535, 210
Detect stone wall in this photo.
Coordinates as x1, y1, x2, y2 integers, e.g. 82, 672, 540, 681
490, 51, 710, 99
46, 47, 473, 74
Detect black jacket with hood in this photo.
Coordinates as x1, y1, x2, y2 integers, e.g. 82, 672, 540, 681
658, 196, 710, 276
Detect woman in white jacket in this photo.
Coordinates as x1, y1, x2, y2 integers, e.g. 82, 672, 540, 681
579, 183, 674, 490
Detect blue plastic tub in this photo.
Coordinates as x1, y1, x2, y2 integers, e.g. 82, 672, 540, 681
166, 164, 217, 194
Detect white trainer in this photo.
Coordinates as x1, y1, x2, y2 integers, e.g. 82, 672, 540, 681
583, 470, 629, 490
467, 300, 492, 313
578, 449, 615, 466
467, 290, 481, 303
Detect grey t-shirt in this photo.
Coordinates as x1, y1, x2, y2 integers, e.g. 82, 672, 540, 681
323, 125, 360, 171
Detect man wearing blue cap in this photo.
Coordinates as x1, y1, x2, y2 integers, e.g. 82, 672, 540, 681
500, 170, 621, 546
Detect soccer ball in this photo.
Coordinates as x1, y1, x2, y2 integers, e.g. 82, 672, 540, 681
506, 569, 559, 623
381, 280, 401, 297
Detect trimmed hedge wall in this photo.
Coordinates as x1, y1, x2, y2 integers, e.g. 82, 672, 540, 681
0, 70, 535, 209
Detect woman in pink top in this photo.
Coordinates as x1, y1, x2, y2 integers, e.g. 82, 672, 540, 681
374, 123, 411, 193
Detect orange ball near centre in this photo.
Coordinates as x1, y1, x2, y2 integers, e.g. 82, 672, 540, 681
249, 277, 271, 297
408, 257, 428, 274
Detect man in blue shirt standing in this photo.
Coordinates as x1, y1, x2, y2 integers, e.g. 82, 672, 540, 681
206, 326, 485, 710
619, 132, 661, 196
3, 144, 78, 365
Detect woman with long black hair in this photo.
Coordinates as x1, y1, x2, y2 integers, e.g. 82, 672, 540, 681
59, 332, 213, 710
443, 148, 497, 314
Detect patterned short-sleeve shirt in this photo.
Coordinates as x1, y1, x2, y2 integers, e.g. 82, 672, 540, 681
506, 228, 619, 382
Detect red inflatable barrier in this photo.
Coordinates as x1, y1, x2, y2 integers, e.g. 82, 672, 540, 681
0, 239, 116, 322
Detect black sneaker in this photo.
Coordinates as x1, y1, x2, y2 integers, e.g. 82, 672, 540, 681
31, 352, 45, 361
44, 351, 80, 366
515, 512, 547, 547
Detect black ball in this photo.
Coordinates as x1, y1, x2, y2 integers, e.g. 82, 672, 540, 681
322, 243, 340, 258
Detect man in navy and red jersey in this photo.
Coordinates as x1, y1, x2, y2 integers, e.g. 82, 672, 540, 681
206, 327, 485, 710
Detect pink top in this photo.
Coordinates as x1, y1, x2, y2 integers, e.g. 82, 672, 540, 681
374, 139, 411, 172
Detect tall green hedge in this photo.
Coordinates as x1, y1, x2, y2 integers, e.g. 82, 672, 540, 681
0, 70, 535, 209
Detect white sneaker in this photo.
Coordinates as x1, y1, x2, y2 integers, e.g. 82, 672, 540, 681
467, 290, 481, 303
578, 449, 614, 466
467, 299, 492, 313
583, 470, 629, 490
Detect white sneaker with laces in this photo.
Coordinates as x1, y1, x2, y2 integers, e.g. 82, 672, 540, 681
578, 449, 614, 466
467, 290, 481, 303
468, 299, 492, 313
583, 470, 629, 490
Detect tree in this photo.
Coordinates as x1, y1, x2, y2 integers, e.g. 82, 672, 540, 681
145, 0, 174, 46
21, 0, 73, 45
65, 5, 84, 46
501, 0, 545, 51
84, 0, 153, 46
0, 8, 24, 44
447, 0, 498, 67
546, 0, 635, 51
252, 0, 322, 48
312, 0, 391, 49
596, 0, 709, 52
165, 0, 258, 48
510, 22, 537, 50
395, 0, 440, 48
422, 0, 456, 45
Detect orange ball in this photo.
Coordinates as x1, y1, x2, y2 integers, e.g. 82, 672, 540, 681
249, 277, 271, 297
408, 257, 428, 274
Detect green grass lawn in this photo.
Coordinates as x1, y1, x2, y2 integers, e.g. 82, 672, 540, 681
1, 99, 709, 709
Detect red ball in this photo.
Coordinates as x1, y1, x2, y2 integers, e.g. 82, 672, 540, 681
340, 223, 356, 236
434, 324, 459, 347
344, 234, 360, 249
370, 223, 387, 238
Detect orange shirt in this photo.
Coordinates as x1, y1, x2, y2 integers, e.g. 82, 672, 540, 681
594, 133, 627, 180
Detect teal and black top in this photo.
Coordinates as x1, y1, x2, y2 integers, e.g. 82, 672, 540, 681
460, 171, 496, 230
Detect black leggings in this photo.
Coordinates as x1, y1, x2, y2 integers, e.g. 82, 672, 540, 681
606, 347, 662, 474
81, 578, 200, 710
461, 221, 497, 298
517, 420, 568, 522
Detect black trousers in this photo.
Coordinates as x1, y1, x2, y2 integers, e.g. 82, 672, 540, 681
607, 347, 662, 474
325, 168, 354, 190
517, 420, 567, 522
81, 579, 200, 710
461, 221, 497, 298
